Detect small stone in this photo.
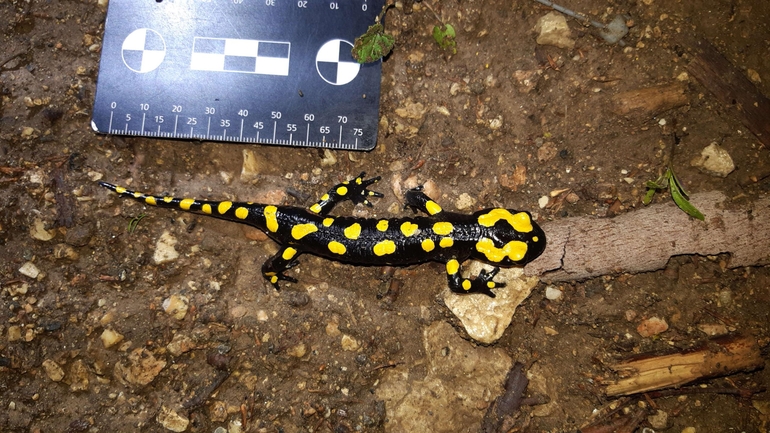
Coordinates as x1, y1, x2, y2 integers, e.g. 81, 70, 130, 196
320, 148, 337, 166
100, 328, 124, 348
537, 141, 558, 162
53, 244, 79, 260
534, 12, 575, 49
690, 142, 735, 177
697, 323, 729, 336
163, 294, 189, 320
18, 262, 41, 279
42, 359, 65, 382
230, 305, 247, 318
455, 193, 476, 211
241, 149, 265, 182
30, 217, 55, 241
157, 406, 189, 432
648, 409, 669, 430
286, 342, 307, 358
153, 230, 179, 264
637, 316, 669, 337
677, 72, 689, 81
538, 195, 549, 209
394, 99, 426, 120
341, 334, 359, 351
681, 427, 696, 433
69, 359, 89, 392
544, 286, 562, 300
209, 400, 228, 423
7, 325, 22, 342
167, 333, 196, 356
747, 69, 761, 84
565, 192, 580, 204
488, 116, 503, 130
543, 326, 559, 335
116, 348, 166, 386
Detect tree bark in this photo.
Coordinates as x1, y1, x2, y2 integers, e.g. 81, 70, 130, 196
525, 191, 770, 281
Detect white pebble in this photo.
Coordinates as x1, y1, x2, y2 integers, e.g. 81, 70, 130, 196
545, 286, 563, 300
538, 195, 549, 209
18, 262, 41, 279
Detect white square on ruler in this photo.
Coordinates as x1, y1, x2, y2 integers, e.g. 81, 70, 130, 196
255, 57, 289, 76
190, 52, 226, 71
224, 39, 259, 57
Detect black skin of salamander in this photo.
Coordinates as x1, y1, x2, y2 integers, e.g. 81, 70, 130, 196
99, 173, 546, 298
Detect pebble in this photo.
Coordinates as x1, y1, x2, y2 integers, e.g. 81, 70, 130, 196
7, 325, 22, 342
690, 142, 735, 177
545, 285, 563, 300
163, 294, 189, 320
394, 99, 426, 120
116, 348, 167, 386
153, 230, 179, 264
341, 334, 359, 351
69, 359, 89, 392
53, 244, 79, 260
681, 427, 696, 433
18, 262, 41, 279
320, 148, 337, 166
167, 333, 196, 356
30, 217, 55, 241
156, 406, 189, 432
648, 409, 669, 429
455, 193, 476, 211
637, 316, 669, 337
697, 323, 729, 336
747, 69, 761, 84
538, 195, 549, 209
240, 149, 264, 182
534, 12, 575, 49
42, 359, 65, 382
286, 342, 307, 358
100, 328, 124, 348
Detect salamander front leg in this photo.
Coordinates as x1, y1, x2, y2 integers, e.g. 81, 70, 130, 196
308, 172, 383, 215
404, 186, 444, 216
445, 259, 504, 298
261, 247, 302, 289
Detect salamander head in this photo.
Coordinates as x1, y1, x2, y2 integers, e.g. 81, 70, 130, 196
470, 208, 546, 266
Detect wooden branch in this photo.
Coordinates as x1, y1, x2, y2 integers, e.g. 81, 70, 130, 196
524, 191, 770, 281
610, 83, 689, 120
688, 39, 770, 147
603, 335, 763, 396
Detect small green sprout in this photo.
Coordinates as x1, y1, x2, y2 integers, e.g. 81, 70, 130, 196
128, 213, 147, 234
352, 23, 395, 64
432, 23, 456, 54
643, 167, 705, 220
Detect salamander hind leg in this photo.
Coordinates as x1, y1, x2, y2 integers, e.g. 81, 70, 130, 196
308, 172, 383, 215
404, 186, 444, 216
445, 259, 503, 298
261, 247, 302, 289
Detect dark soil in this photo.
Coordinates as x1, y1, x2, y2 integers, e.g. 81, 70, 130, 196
1, 0, 769, 432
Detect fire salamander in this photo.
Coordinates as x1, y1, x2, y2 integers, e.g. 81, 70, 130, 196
100, 173, 546, 297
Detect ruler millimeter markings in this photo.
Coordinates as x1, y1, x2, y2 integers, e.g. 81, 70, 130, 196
92, 0, 384, 151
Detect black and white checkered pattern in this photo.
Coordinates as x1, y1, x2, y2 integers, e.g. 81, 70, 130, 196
190, 37, 290, 76
121, 28, 166, 73
315, 39, 360, 85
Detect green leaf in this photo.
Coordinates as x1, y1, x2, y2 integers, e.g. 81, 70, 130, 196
667, 170, 705, 220
432, 24, 457, 53
352, 23, 395, 64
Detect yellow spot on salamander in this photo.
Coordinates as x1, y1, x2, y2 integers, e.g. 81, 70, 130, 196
282, 247, 297, 260
264, 205, 278, 232
115, 186, 127, 194
376, 220, 389, 232
373, 239, 396, 256
462, 280, 472, 291
432, 222, 453, 235
421, 238, 435, 252
133, 191, 142, 199
310, 203, 323, 214
475, 237, 528, 262
180, 198, 195, 210
145, 196, 157, 206
478, 209, 533, 233
336, 186, 348, 196
532, 236, 539, 243
323, 218, 334, 227
426, 200, 442, 215
344, 223, 361, 240
270, 275, 278, 284
439, 237, 454, 248
218, 201, 233, 214
446, 259, 459, 274
328, 241, 346, 255
487, 281, 495, 289
291, 223, 318, 240
235, 207, 249, 219
163, 196, 173, 203
202, 204, 212, 214
400, 222, 419, 237
320, 193, 330, 201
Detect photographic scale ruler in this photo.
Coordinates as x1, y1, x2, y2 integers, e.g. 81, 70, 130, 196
92, 0, 384, 151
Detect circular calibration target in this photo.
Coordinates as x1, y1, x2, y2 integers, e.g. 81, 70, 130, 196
121, 28, 166, 73
315, 39, 360, 85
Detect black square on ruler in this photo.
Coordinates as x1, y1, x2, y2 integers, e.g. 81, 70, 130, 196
338, 42, 355, 63
224, 55, 257, 73
122, 50, 144, 71
195, 38, 226, 54
259, 42, 289, 58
